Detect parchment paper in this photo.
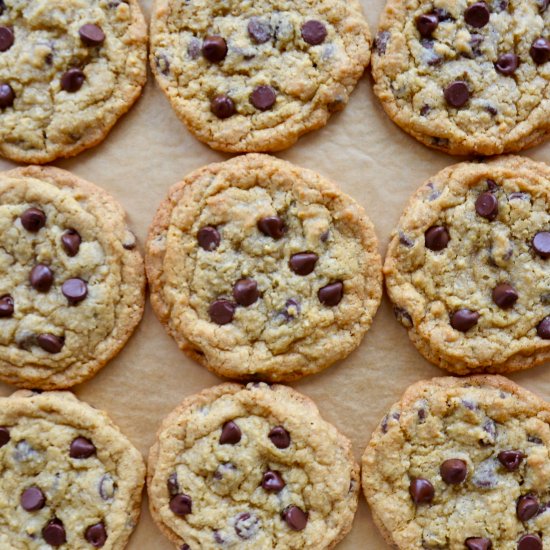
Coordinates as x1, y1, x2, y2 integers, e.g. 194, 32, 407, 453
0, 1, 548, 548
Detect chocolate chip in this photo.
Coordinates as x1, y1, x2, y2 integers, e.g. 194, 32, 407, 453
517, 495, 539, 521
233, 279, 259, 307
197, 226, 220, 251
61, 229, 81, 256
282, 506, 308, 530
0, 26, 13, 52
518, 534, 542, 550
0, 427, 9, 447
85, 522, 107, 548
70, 437, 96, 458
250, 85, 276, 111
393, 306, 413, 328
451, 309, 480, 332
289, 252, 318, 275
42, 519, 66, 546
248, 18, 271, 43
495, 53, 519, 75
30, 264, 53, 292
61, 68, 85, 92
234, 512, 260, 539
62, 278, 88, 305
21, 207, 46, 232
498, 450, 524, 471
167, 473, 179, 496
318, 281, 343, 306
262, 471, 285, 492
485, 104, 498, 116
219, 421, 242, 445
37, 333, 64, 353
211, 94, 235, 119
465, 538, 492, 550
530, 38, 550, 65
465, 2, 490, 27
476, 192, 499, 220
0, 83, 14, 107
170, 494, 192, 516
481, 418, 497, 445
409, 478, 434, 504
538, 0, 550, 12
181, 545, 190, 550
202, 36, 227, 62
79, 24, 105, 46
492, 283, 518, 309
209, 299, 236, 325
301, 20, 327, 45
375, 31, 390, 54
21, 487, 46, 511
537, 317, 550, 339
435, 8, 453, 21
420, 104, 431, 116
533, 231, 550, 258
416, 14, 439, 37
269, 426, 290, 449
0, 295, 14, 318
258, 216, 285, 239
440, 459, 467, 484
425, 226, 450, 251
444, 81, 470, 108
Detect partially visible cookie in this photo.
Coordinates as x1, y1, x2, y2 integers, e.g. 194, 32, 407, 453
362, 375, 550, 550
0, 390, 145, 549
148, 382, 359, 549
384, 155, 550, 374
0, 166, 145, 389
150, 0, 371, 152
0, 0, 147, 163
372, 0, 550, 155
145, 154, 382, 381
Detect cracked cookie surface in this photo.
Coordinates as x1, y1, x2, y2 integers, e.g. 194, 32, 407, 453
384, 155, 550, 374
148, 382, 359, 550
0, 166, 145, 389
0, 390, 145, 550
362, 375, 550, 550
373, 0, 550, 155
145, 154, 382, 382
0, 0, 147, 164
149, 0, 371, 152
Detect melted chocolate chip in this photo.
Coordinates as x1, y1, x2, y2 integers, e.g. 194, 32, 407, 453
248, 18, 271, 44
37, 334, 64, 354
0, 83, 14, 108
61, 68, 85, 92
269, 426, 290, 449
258, 216, 285, 239
79, 24, 105, 46
318, 281, 343, 306
465, 2, 491, 27
301, 20, 327, 45
425, 225, 450, 251
289, 252, 318, 276
30, 264, 53, 292
476, 192, 499, 220
282, 505, 308, 530
262, 471, 285, 492
444, 81, 470, 108
233, 279, 259, 307
517, 495, 539, 521
209, 299, 236, 325
465, 538, 492, 550
70, 437, 96, 459
197, 226, 220, 251
21, 207, 46, 232
219, 421, 242, 445
21, 487, 46, 511
62, 278, 88, 305
451, 309, 480, 332
409, 478, 434, 504
202, 36, 227, 62
42, 519, 66, 546
492, 283, 518, 309
440, 459, 467, 484
0, 295, 14, 318
0, 427, 9, 447
495, 53, 519, 75
170, 494, 192, 516
533, 231, 550, 258
211, 94, 235, 119
518, 534, 542, 550
61, 229, 81, 256
537, 317, 550, 339
85, 522, 107, 548
530, 38, 550, 65
250, 85, 276, 111
0, 26, 13, 52
498, 450, 524, 471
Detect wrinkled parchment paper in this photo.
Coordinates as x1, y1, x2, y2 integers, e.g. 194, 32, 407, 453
1, 1, 548, 547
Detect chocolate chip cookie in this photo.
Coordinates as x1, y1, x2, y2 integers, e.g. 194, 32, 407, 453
150, 0, 371, 152
373, 0, 550, 155
145, 154, 382, 381
362, 375, 550, 550
0, 166, 145, 389
385, 155, 549, 374
0, 389, 145, 549
0, 0, 147, 163
148, 382, 359, 549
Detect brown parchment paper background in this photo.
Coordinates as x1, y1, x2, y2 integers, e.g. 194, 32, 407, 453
1, 1, 549, 548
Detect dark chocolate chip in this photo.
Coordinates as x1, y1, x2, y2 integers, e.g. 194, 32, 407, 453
42, 519, 66, 546
209, 299, 236, 325
318, 281, 343, 306
262, 471, 285, 492
250, 85, 276, 111
301, 20, 327, 45
219, 421, 242, 445
181, 545, 190, 550
197, 226, 221, 251
85, 522, 107, 548
495, 53, 519, 75
538, 0, 550, 12
79, 24, 105, 46
61, 229, 81, 256
234, 512, 260, 539
465, 2, 491, 27
0, 26, 13, 51
0, 427, 9, 447
440, 459, 467, 484
435, 8, 453, 21
248, 18, 271, 44
425, 226, 450, 251
233, 279, 259, 307
451, 309, 480, 332
0, 295, 14, 318
393, 306, 413, 328
465, 538, 492, 550
269, 426, 290, 449
498, 450, 524, 471
62, 278, 88, 305
409, 478, 434, 504
61, 68, 85, 92
533, 231, 550, 258
282, 505, 308, 530
492, 283, 518, 309
170, 494, 192, 516
444, 81, 470, 108
37, 334, 64, 354
0, 83, 14, 107
70, 437, 96, 458
21, 207, 46, 232
420, 104, 431, 116
517, 495, 539, 521
202, 36, 227, 62
21, 487, 46, 511
530, 38, 550, 65
211, 94, 235, 119
258, 216, 285, 239
375, 31, 390, 54
30, 264, 53, 292
289, 252, 318, 276
537, 317, 550, 339
416, 14, 439, 37
518, 534, 542, 550
476, 192, 499, 220
167, 473, 179, 496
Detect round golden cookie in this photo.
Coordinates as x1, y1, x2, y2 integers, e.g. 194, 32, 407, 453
384, 155, 550, 375
148, 382, 359, 550
149, 0, 371, 152
145, 154, 382, 382
0, 166, 145, 389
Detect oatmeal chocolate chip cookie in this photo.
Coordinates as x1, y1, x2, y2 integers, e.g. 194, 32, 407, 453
362, 375, 550, 550
373, 0, 550, 155
385, 155, 550, 374
0, 165, 145, 389
149, 0, 371, 152
0, 0, 147, 164
148, 382, 359, 550
145, 154, 382, 381
0, 389, 145, 549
